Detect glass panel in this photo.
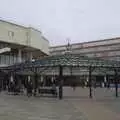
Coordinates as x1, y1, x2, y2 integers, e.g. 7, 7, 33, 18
11, 55, 14, 64
0, 55, 1, 64
5, 55, 8, 64
1, 55, 5, 64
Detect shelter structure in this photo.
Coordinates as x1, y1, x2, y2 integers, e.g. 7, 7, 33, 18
1, 51, 120, 99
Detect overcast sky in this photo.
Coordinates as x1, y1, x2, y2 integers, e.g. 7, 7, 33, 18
0, 0, 120, 46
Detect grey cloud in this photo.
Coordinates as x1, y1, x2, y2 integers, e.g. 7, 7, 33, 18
0, 0, 119, 45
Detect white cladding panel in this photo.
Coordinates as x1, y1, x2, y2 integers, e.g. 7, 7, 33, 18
85, 51, 120, 58
29, 28, 49, 54
50, 38, 120, 61
52, 44, 120, 55
0, 20, 49, 55
74, 44, 120, 54
0, 20, 27, 45
50, 38, 120, 54
82, 38, 120, 47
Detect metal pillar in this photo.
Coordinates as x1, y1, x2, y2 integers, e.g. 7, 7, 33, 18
18, 49, 22, 63
59, 66, 63, 100
88, 66, 92, 98
107, 75, 110, 88
114, 69, 118, 98
104, 75, 107, 87
30, 52, 33, 61
8, 72, 14, 92
34, 72, 38, 96
33, 68, 38, 96
40, 75, 44, 87
10, 74, 14, 82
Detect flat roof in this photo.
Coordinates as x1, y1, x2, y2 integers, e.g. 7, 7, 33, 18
0, 18, 49, 42
50, 37, 120, 48
0, 18, 42, 34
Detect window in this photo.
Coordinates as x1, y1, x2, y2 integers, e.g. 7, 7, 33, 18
0, 55, 1, 64
8, 31, 14, 39
1, 55, 4, 64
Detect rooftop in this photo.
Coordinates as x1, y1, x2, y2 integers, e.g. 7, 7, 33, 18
50, 37, 120, 48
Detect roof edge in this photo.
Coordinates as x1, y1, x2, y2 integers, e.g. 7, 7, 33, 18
50, 37, 120, 48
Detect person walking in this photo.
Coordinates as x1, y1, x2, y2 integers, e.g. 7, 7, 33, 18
27, 82, 33, 97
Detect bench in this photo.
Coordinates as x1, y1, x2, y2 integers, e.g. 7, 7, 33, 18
38, 87, 57, 97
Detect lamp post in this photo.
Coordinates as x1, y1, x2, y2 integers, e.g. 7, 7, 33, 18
59, 66, 63, 99
89, 66, 92, 98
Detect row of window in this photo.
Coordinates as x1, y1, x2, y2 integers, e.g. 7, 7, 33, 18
0, 54, 28, 65
0, 54, 17, 65
8, 31, 29, 43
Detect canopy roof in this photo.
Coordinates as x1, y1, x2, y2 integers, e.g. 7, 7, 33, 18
33, 53, 120, 68
1, 53, 120, 72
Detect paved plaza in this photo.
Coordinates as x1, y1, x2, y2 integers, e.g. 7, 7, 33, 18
0, 87, 120, 120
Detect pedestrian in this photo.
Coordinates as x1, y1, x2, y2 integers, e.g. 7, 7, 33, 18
27, 82, 33, 97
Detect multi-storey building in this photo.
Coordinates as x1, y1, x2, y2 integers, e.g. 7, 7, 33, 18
50, 38, 120, 86
50, 37, 120, 61
0, 19, 49, 67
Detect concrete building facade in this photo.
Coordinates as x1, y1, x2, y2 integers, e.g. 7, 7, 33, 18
50, 37, 120, 61
0, 19, 49, 67
50, 38, 120, 86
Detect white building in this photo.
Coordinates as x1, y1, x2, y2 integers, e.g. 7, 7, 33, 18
50, 37, 120, 61
0, 19, 49, 66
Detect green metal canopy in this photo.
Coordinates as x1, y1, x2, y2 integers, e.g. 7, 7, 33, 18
1, 53, 120, 99
1, 53, 120, 72
34, 53, 120, 68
